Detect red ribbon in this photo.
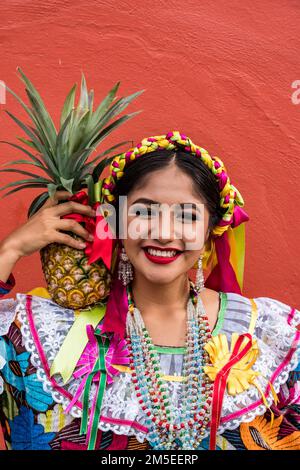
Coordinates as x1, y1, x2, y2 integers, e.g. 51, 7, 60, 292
62, 191, 116, 270
100, 244, 129, 338
205, 206, 250, 295
209, 333, 253, 450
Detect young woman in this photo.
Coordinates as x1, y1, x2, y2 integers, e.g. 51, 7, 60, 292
0, 131, 299, 450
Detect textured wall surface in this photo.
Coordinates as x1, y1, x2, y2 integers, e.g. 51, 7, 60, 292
0, 0, 299, 306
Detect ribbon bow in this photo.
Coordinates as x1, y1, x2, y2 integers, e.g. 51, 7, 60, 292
64, 324, 129, 450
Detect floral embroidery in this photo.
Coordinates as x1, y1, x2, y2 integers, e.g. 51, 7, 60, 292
0, 341, 54, 412
240, 414, 300, 450
204, 333, 260, 395
9, 407, 55, 450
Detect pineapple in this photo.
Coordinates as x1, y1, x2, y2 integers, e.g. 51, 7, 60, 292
40, 237, 114, 309
0, 67, 144, 308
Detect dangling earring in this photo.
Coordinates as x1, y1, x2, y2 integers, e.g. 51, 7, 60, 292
118, 246, 134, 286
195, 254, 205, 293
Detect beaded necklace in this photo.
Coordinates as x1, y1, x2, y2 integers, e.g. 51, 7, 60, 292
125, 280, 214, 450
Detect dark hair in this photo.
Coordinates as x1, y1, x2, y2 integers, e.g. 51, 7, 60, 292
113, 149, 226, 238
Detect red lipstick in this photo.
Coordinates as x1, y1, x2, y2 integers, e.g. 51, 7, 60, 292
142, 247, 182, 264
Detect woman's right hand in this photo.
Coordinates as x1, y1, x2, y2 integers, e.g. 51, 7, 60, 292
0, 191, 96, 282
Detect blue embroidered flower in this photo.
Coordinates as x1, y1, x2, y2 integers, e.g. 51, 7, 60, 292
0, 337, 24, 390
10, 406, 55, 450
17, 351, 31, 374
24, 374, 54, 412
0, 338, 54, 411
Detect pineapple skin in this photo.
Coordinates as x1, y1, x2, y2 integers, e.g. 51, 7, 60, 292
40, 234, 112, 309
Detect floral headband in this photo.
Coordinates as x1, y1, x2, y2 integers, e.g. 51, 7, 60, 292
101, 130, 246, 238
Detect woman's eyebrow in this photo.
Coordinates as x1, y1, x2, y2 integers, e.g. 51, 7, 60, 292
131, 198, 202, 212
131, 198, 159, 205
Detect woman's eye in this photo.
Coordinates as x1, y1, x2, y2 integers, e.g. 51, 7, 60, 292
129, 206, 157, 218
137, 208, 152, 217
176, 212, 199, 222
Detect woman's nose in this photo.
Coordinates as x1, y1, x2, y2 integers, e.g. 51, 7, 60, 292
149, 209, 180, 241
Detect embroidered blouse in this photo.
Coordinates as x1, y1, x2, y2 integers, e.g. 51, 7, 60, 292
0, 274, 299, 450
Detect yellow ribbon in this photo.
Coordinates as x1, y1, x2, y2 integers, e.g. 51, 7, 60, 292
253, 377, 279, 428
94, 180, 103, 203
228, 223, 246, 292
196, 223, 246, 293
248, 298, 258, 336
27, 287, 51, 299
27, 286, 108, 385
49, 303, 107, 384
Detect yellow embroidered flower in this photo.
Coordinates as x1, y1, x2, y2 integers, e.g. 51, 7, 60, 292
240, 414, 300, 450
203, 333, 260, 395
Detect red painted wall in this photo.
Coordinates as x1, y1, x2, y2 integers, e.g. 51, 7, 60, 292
0, 0, 299, 306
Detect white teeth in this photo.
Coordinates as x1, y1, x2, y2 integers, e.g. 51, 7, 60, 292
146, 248, 178, 257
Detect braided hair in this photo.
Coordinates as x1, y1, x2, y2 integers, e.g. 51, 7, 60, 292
102, 131, 245, 238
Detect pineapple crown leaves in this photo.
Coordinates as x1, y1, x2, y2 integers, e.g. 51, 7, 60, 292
0, 67, 145, 215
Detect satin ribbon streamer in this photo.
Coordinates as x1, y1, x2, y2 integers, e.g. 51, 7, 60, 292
205, 206, 249, 295
50, 303, 106, 383
62, 323, 129, 450
54, 324, 111, 450
101, 244, 129, 338
209, 333, 253, 450
78, 326, 109, 450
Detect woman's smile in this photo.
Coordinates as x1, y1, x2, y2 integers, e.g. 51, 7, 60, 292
142, 245, 183, 264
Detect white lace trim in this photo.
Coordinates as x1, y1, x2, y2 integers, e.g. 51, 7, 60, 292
16, 294, 147, 443
12, 292, 300, 444
290, 304, 300, 329
0, 297, 17, 336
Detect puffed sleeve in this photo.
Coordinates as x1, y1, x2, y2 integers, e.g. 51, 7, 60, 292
216, 294, 300, 450
254, 296, 300, 435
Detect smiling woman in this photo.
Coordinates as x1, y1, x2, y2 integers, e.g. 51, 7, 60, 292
0, 131, 299, 451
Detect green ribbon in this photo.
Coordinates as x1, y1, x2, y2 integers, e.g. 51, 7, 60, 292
94, 180, 103, 203
50, 304, 106, 384
80, 329, 110, 450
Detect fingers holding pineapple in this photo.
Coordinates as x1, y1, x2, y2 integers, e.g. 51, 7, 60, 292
45, 199, 97, 249
30, 195, 96, 251
54, 218, 95, 248
33, 190, 96, 214
0, 192, 97, 260
53, 200, 96, 218
33, 190, 75, 211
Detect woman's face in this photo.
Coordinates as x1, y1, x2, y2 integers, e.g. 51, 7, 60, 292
119, 163, 211, 285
